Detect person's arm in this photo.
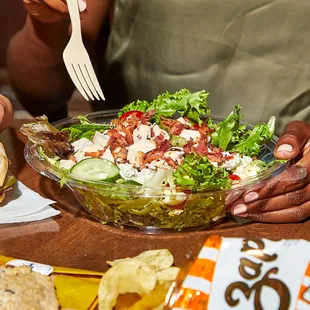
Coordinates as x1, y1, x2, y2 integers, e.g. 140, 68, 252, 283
0, 95, 13, 132
7, 0, 113, 116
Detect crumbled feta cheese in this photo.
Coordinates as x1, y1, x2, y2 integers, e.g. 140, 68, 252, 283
118, 164, 155, 184
221, 153, 242, 170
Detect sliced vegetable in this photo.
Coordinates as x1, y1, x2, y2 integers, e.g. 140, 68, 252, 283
229, 174, 240, 181
170, 135, 187, 147
70, 158, 120, 182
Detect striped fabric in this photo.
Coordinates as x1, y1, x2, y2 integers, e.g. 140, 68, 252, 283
296, 263, 310, 310
172, 235, 222, 310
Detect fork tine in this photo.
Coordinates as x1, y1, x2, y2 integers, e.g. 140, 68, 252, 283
64, 62, 89, 101
73, 64, 94, 101
80, 64, 100, 100
85, 63, 105, 100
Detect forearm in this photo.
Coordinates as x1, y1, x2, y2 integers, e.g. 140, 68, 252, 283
7, 15, 75, 115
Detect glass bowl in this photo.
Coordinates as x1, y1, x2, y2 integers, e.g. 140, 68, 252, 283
24, 110, 287, 232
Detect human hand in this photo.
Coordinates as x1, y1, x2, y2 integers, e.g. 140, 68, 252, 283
230, 121, 310, 223
0, 95, 14, 132
23, 0, 86, 23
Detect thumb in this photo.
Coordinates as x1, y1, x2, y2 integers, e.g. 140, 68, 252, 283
274, 121, 310, 160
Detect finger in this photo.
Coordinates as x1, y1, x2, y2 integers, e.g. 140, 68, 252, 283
235, 201, 310, 223
43, 0, 68, 14
24, 0, 66, 23
239, 165, 309, 204
232, 183, 310, 215
274, 121, 310, 160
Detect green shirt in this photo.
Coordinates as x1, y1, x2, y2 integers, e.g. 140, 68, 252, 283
101, 0, 310, 134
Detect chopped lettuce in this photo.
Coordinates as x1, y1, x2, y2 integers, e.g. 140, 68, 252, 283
173, 154, 232, 190
231, 116, 275, 157
210, 104, 244, 150
210, 105, 276, 157
61, 115, 112, 141
118, 89, 210, 125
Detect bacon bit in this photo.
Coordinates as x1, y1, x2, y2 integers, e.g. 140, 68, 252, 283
170, 122, 185, 135
162, 156, 178, 169
107, 129, 128, 147
157, 139, 171, 153
153, 133, 166, 147
112, 147, 127, 161
229, 174, 240, 181
141, 110, 156, 124
195, 140, 209, 156
85, 150, 104, 158
69, 155, 77, 163
225, 155, 234, 160
183, 140, 195, 154
160, 117, 189, 135
133, 151, 144, 168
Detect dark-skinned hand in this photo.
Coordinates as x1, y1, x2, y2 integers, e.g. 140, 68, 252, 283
230, 121, 310, 223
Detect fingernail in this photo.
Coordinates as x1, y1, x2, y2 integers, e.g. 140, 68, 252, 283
244, 192, 259, 203
78, 0, 87, 12
232, 204, 247, 215
277, 144, 293, 153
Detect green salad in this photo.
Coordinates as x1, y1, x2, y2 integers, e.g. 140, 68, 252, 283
21, 89, 284, 230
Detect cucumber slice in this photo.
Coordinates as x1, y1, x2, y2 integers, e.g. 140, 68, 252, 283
70, 158, 120, 182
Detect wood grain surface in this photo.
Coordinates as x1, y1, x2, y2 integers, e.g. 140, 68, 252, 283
1, 128, 310, 272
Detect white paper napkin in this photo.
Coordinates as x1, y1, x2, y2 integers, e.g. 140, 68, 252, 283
0, 181, 60, 224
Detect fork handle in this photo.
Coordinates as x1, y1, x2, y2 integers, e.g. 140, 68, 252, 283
67, 0, 82, 40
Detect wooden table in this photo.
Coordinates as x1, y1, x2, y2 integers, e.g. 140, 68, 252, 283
1, 127, 310, 273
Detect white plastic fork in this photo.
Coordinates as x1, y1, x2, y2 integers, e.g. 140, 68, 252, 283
63, 0, 105, 101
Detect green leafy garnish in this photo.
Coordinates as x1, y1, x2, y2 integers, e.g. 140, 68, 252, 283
173, 154, 232, 190
210, 104, 244, 149
231, 116, 275, 156
119, 89, 210, 125
61, 115, 112, 141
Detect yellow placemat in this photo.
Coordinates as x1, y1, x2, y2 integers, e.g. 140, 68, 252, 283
0, 255, 103, 310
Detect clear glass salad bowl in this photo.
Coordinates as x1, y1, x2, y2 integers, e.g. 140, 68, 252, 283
24, 110, 287, 232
